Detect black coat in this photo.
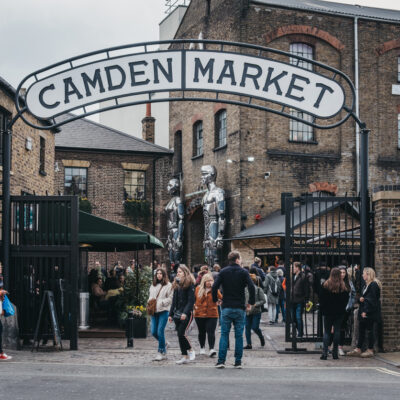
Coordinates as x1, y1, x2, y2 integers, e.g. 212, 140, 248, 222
169, 284, 195, 317
359, 281, 381, 321
292, 272, 309, 303
319, 286, 349, 316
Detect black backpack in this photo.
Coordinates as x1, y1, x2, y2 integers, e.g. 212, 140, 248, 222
269, 276, 280, 296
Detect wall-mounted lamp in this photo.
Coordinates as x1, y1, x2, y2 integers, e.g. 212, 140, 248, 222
54, 162, 60, 172
226, 156, 255, 164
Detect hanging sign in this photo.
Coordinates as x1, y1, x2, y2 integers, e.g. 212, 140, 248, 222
16, 40, 354, 130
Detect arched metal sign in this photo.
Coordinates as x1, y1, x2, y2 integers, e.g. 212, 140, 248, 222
15, 39, 355, 130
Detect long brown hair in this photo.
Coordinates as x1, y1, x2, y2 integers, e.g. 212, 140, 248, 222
323, 267, 348, 293
173, 264, 195, 289
152, 268, 169, 286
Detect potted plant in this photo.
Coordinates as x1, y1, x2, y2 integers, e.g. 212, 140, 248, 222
116, 267, 152, 337
123, 199, 150, 225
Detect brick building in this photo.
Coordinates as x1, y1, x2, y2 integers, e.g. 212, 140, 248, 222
169, 0, 400, 266
54, 111, 172, 268
0, 76, 56, 200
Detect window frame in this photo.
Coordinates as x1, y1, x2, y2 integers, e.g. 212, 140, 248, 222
192, 120, 203, 158
123, 169, 146, 200
289, 42, 315, 143
64, 167, 88, 197
214, 109, 227, 149
39, 136, 46, 175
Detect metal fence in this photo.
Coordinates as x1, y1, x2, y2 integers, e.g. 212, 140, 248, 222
283, 194, 373, 351
8, 195, 79, 349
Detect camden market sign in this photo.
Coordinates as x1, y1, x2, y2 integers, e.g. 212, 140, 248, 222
15, 39, 355, 130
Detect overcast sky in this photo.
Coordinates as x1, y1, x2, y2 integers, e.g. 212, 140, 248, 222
2, 0, 400, 89
1, 0, 400, 115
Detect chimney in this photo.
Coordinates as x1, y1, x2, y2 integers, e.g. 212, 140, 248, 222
142, 103, 155, 143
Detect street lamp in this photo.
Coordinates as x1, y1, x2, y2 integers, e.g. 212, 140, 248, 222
226, 157, 255, 164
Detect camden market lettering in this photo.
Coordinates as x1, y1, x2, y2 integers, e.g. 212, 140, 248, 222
25, 50, 345, 120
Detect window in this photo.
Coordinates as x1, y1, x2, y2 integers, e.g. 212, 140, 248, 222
398, 57, 400, 82
0, 109, 11, 166
193, 121, 203, 157
174, 130, 183, 175
124, 170, 145, 200
289, 43, 315, 142
215, 109, 227, 148
64, 167, 87, 196
398, 114, 400, 148
39, 137, 46, 174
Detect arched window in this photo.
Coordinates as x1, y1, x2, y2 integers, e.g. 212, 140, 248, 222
215, 109, 227, 149
289, 43, 315, 142
193, 121, 203, 157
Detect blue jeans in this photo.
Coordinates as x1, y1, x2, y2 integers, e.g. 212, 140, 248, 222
218, 308, 246, 364
275, 298, 286, 322
245, 313, 262, 345
151, 310, 169, 354
291, 303, 303, 337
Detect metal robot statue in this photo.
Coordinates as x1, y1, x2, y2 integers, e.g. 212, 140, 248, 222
165, 178, 184, 268
201, 165, 226, 267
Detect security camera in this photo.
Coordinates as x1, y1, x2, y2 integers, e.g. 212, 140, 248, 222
264, 172, 271, 179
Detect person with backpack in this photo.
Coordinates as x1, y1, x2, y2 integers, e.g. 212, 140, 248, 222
275, 268, 286, 323
244, 273, 266, 349
264, 266, 281, 325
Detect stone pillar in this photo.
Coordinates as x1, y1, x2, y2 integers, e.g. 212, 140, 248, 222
373, 187, 400, 351
142, 103, 155, 143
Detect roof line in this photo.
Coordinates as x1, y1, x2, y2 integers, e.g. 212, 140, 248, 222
251, 0, 400, 24
64, 112, 172, 153
55, 146, 172, 156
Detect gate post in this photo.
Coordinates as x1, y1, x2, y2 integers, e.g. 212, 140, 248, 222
1, 128, 11, 290
70, 196, 79, 350
360, 128, 370, 272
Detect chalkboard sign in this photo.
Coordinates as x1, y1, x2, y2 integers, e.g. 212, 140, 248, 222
32, 290, 63, 351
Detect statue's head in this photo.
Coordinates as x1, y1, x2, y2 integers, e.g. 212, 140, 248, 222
167, 178, 180, 195
201, 165, 217, 186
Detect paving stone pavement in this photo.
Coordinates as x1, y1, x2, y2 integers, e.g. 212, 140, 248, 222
3, 319, 394, 369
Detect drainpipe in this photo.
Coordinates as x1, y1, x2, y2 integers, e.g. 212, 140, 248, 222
354, 17, 360, 195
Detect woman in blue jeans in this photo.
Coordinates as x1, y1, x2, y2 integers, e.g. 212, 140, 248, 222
244, 273, 266, 349
148, 268, 173, 361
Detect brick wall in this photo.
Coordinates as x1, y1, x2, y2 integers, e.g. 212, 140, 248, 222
0, 90, 55, 198
373, 187, 400, 351
55, 150, 172, 267
170, 0, 400, 267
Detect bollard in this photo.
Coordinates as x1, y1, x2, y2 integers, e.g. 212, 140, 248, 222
126, 311, 134, 348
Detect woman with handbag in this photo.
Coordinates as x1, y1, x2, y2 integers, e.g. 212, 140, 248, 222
194, 273, 222, 357
0, 262, 12, 360
168, 265, 196, 364
148, 268, 173, 361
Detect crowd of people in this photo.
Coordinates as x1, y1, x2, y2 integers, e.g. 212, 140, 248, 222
146, 253, 382, 367
0, 253, 383, 366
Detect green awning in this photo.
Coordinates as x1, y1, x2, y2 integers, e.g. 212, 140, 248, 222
79, 210, 164, 251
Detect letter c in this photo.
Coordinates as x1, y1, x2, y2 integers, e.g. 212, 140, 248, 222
39, 84, 60, 109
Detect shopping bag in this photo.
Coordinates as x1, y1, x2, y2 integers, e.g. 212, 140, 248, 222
3, 294, 15, 317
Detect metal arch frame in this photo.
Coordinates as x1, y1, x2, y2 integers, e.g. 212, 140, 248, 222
2, 38, 370, 319
14, 39, 356, 131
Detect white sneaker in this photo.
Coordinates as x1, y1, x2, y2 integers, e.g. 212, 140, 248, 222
176, 357, 189, 365
338, 348, 345, 356
199, 348, 206, 355
188, 350, 196, 361
153, 353, 166, 361
209, 349, 217, 357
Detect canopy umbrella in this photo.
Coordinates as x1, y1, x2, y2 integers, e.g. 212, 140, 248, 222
78, 210, 163, 252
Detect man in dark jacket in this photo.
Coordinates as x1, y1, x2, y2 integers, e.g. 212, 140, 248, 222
212, 251, 255, 369
251, 257, 266, 282
291, 262, 310, 338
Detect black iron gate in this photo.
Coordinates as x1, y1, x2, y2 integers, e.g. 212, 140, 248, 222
8, 195, 79, 349
284, 194, 373, 349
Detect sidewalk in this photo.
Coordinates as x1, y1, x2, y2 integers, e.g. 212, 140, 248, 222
3, 319, 399, 368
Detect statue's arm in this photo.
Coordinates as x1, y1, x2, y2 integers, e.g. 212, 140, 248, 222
216, 190, 226, 247
177, 198, 184, 243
